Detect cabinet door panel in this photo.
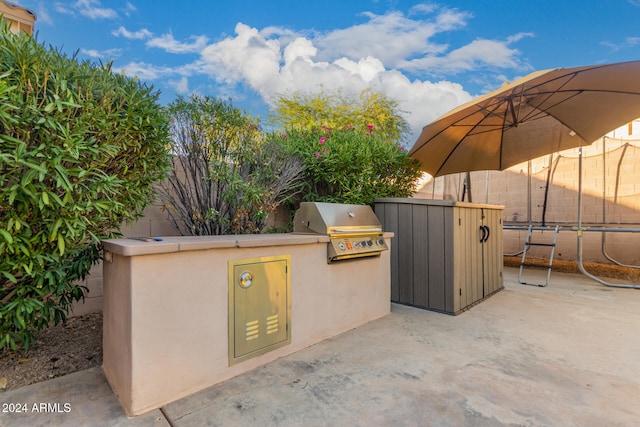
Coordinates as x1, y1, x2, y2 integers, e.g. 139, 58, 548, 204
427, 206, 446, 311
454, 207, 483, 311
397, 203, 414, 304
413, 205, 430, 308
482, 208, 504, 295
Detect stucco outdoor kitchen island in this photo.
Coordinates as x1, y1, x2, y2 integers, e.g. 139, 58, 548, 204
101, 232, 393, 416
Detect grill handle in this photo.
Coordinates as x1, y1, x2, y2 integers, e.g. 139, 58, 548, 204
330, 227, 383, 233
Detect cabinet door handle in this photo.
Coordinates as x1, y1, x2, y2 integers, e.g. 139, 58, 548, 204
484, 226, 490, 242
479, 225, 486, 243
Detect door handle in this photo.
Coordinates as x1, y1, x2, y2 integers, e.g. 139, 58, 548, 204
479, 225, 490, 243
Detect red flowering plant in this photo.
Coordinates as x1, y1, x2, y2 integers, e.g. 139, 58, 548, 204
279, 125, 421, 206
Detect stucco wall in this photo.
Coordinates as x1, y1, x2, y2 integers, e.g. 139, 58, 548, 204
101, 234, 391, 415
71, 203, 181, 316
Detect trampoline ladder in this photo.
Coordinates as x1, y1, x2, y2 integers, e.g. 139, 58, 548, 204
518, 225, 559, 287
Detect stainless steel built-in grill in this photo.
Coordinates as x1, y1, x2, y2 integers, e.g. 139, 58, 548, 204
293, 202, 388, 263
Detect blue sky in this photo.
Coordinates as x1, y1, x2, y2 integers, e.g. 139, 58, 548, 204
12, 0, 640, 141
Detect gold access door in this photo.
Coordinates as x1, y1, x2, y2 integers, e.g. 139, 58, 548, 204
228, 255, 291, 366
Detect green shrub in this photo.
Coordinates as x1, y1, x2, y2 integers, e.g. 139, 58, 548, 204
0, 23, 171, 350
280, 126, 421, 205
157, 95, 304, 235
270, 88, 411, 144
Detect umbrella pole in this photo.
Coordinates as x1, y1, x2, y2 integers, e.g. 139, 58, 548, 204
527, 160, 532, 224
464, 172, 472, 202
576, 146, 640, 289
485, 171, 489, 204
432, 176, 436, 199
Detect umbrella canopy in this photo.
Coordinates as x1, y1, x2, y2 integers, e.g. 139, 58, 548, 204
409, 60, 640, 177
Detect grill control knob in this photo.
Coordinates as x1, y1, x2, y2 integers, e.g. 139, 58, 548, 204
366, 240, 373, 247
338, 242, 347, 251
377, 238, 385, 246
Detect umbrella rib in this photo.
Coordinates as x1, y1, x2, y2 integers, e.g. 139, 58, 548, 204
517, 88, 585, 139
434, 99, 508, 176
410, 96, 505, 154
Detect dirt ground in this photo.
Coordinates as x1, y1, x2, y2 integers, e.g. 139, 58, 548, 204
0, 312, 102, 392
503, 256, 640, 282
1, 257, 638, 393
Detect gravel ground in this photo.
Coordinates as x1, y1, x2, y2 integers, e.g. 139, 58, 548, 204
0, 312, 102, 392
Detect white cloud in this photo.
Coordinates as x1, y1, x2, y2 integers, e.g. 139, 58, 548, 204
123, 1, 136, 17
114, 60, 196, 83
114, 61, 173, 81
147, 33, 209, 54
113, 27, 210, 55
333, 56, 386, 82
195, 19, 477, 139
54, 2, 73, 16
627, 36, 640, 46
507, 32, 534, 44
199, 23, 282, 88
314, 7, 469, 67
601, 36, 640, 52
378, 73, 473, 139
32, 4, 53, 25
409, 3, 439, 15
80, 47, 122, 58
53, 0, 116, 19
399, 37, 528, 75
114, 5, 530, 140
167, 76, 190, 94
112, 26, 152, 40
81, 49, 101, 58
75, 0, 117, 19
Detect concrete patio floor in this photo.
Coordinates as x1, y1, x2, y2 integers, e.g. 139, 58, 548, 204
2, 267, 639, 426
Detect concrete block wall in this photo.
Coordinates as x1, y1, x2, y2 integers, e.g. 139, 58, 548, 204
417, 138, 640, 266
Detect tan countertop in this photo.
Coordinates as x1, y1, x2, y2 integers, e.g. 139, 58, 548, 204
102, 232, 394, 257
102, 233, 330, 257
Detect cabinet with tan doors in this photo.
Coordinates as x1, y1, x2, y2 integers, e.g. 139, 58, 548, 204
374, 198, 504, 314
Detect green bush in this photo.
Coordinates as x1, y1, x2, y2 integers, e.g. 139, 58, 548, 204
0, 23, 171, 350
157, 95, 304, 235
280, 126, 421, 205
270, 88, 411, 144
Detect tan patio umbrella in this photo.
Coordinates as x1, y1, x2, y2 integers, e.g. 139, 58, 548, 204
409, 60, 640, 177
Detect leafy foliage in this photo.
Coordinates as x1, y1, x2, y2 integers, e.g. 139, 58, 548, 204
157, 95, 304, 235
271, 88, 420, 206
0, 23, 171, 350
280, 126, 421, 205
270, 88, 411, 143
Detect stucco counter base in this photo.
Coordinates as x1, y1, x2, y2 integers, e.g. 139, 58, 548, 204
101, 233, 392, 416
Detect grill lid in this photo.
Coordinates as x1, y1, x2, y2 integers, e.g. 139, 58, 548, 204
293, 202, 388, 263
293, 202, 383, 235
